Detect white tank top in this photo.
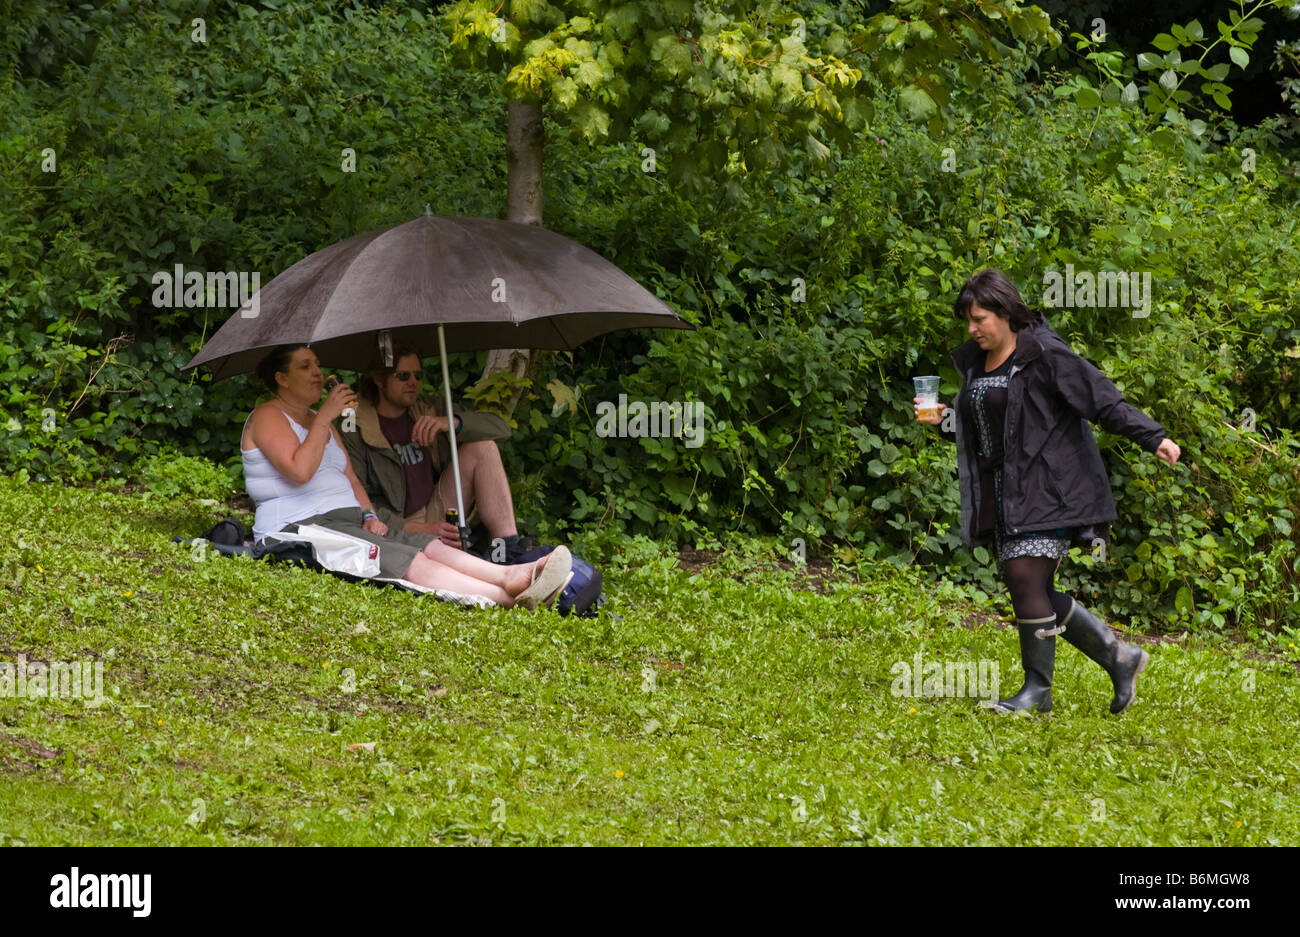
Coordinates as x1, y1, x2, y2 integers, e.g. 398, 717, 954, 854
241, 409, 360, 541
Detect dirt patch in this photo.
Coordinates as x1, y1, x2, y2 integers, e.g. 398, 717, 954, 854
676, 548, 854, 595
0, 730, 62, 775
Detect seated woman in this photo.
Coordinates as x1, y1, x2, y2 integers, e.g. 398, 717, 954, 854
241, 344, 571, 608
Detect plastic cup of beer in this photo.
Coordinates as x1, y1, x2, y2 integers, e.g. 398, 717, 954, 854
913, 375, 942, 422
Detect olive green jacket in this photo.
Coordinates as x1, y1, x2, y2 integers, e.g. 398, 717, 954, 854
341, 396, 511, 529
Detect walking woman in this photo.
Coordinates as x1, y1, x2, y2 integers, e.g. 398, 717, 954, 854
915, 269, 1181, 714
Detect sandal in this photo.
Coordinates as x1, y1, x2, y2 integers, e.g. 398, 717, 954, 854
515, 546, 573, 610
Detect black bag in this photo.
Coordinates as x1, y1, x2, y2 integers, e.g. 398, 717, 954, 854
201, 517, 248, 546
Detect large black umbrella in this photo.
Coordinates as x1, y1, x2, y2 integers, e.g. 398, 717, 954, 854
186, 212, 693, 530
187, 213, 690, 378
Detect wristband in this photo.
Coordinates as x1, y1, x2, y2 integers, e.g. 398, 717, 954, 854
362, 509, 377, 522
454, 415, 462, 434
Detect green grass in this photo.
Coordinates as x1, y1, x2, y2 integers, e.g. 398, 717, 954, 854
1, 476, 1297, 845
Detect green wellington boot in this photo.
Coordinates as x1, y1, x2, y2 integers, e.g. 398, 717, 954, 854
989, 616, 1060, 713
1058, 598, 1149, 715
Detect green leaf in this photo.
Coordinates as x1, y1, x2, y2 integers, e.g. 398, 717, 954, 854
1074, 85, 1102, 108
546, 379, 578, 416
1185, 19, 1204, 41
1229, 47, 1249, 69
898, 86, 937, 122
1175, 586, 1194, 615
1152, 33, 1179, 52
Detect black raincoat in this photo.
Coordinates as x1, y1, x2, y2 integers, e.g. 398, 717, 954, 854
940, 316, 1167, 547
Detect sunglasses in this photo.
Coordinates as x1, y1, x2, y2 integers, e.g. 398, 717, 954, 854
392, 370, 423, 382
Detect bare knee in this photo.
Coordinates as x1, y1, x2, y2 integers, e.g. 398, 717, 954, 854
405, 551, 434, 579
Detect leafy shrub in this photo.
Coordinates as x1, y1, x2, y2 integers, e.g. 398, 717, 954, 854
132, 449, 239, 501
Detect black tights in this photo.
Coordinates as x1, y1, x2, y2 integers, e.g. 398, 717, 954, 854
1002, 555, 1074, 622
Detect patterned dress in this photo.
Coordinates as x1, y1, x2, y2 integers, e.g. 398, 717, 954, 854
960, 355, 1070, 572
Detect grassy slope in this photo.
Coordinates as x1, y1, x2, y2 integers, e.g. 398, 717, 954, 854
0, 478, 1296, 845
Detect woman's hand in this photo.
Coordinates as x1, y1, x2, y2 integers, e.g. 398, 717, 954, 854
411, 415, 451, 447
318, 381, 358, 423
913, 396, 947, 426
1155, 438, 1181, 468
363, 515, 388, 536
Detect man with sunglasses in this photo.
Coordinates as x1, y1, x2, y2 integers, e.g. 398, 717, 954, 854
342, 345, 530, 555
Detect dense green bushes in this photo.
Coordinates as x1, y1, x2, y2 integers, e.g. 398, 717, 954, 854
510, 61, 1300, 633
1, 2, 505, 479
2, 3, 1298, 632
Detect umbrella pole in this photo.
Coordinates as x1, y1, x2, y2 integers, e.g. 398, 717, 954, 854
436, 324, 469, 550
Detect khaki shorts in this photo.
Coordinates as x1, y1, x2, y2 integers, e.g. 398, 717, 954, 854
286, 507, 435, 580
405, 473, 479, 527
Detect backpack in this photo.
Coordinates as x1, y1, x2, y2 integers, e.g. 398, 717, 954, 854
202, 516, 248, 546
510, 544, 604, 617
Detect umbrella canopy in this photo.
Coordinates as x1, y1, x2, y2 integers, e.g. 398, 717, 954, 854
186, 214, 691, 379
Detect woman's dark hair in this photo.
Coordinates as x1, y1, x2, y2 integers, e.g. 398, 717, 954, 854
360, 344, 425, 404
953, 269, 1042, 332
255, 344, 310, 393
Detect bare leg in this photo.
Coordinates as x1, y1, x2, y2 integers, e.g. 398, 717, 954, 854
401, 552, 517, 606
438, 440, 518, 539
422, 539, 540, 594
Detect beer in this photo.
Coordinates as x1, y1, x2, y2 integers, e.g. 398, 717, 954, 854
912, 375, 942, 423
324, 375, 355, 420
445, 508, 465, 551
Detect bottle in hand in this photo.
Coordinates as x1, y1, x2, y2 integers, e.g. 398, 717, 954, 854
324, 375, 355, 420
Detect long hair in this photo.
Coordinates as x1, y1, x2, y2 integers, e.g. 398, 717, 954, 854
953, 269, 1042, 332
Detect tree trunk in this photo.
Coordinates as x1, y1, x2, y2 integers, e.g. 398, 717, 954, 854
483, 97, 545, 413
506, 97, 544, 225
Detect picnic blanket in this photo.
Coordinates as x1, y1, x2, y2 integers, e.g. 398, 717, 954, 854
175, 522, 496, 608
